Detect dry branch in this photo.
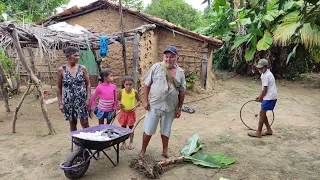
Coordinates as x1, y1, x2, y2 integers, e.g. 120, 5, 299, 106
37, 85, 55, 135
12, 84, 31, 133
0, 64, 10, 112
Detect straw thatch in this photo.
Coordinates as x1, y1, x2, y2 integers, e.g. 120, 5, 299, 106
0, 22, 156, 57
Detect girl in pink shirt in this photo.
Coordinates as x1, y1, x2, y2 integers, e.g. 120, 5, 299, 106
90, 69, 117, 124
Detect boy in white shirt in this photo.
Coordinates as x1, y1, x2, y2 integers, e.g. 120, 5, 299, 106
248, 59, 278, 138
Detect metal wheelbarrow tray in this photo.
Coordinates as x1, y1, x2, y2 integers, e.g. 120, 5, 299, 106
60, 124, 132, 179
71, 124, 131, 151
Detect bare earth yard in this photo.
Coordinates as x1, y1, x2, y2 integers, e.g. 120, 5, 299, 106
0, 77, 319, 180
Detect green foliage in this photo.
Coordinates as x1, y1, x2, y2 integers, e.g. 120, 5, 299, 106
110, 0, 144, 10
0, 2, 5, 21
0, 51, 15, 74
198, 0, 319, 79
1, 0, 70, 22
181, 134, 235, 169
245, 45, 256, 61
257, 30, 273, 51
212, 45, 232, 70
284, 45, 312, 80
145, 0, 202, 30
185, 72, 199, 88
198, 4, 234, 41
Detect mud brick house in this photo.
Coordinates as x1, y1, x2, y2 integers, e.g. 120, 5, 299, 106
36, 0, 222, 89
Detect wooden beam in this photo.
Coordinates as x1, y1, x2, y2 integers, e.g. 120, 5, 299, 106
119, 0, 128, 75
201, 47, 208, 89
132, 33, 141, 92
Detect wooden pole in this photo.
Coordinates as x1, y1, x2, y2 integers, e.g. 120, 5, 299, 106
37, 85, 55, 134
0, 65, 10, 112
10, 29, 39, 84
45, 54, 53, 89
27, 48, 40, 99
201, 47, 208, 89
132, 33, 140, 93
10, 26, 55, 135
119, 0, 128, 75
14, 56, 20, 94
12, 83, 31, 133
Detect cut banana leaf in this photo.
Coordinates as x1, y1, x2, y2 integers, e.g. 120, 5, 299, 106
185, 152, 225, 168
180, 134, 202, 156
184, 152, 236, 168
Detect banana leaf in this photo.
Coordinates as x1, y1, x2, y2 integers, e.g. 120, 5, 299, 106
245, 45, 256, 61
180, 134, 202, 156
257, 30, 273, 51
184, 152, 236, 168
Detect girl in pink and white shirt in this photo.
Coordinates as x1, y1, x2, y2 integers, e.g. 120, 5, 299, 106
90, 69, 117, 124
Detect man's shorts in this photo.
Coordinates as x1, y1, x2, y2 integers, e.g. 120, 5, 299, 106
143, 108, 175, 137
261, 100, 277, 111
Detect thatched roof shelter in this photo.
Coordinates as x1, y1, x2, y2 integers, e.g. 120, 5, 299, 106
0, 22, 156, 55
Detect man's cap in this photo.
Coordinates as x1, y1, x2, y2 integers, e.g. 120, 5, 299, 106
163, 46, 178, 55
256, 59, 269, 68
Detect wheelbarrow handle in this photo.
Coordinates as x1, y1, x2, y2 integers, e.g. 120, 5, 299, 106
109, 110, 121, 125
132, 114, 146, 131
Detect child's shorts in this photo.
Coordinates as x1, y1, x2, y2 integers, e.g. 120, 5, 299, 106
118, 110, 136, 126
94, 107, 113, 120
261, 100, 277, 111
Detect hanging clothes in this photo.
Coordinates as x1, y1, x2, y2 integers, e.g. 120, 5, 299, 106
99, 36, 108, 58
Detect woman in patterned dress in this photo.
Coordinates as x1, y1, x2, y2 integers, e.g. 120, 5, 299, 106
57, 47, 91, 131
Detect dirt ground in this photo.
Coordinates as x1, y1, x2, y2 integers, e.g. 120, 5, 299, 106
0, 76, 319, 180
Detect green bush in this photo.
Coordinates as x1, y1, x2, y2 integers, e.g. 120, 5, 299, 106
283, 45, 312, 80
185, 72, 199, 89
212, 45, 232, 71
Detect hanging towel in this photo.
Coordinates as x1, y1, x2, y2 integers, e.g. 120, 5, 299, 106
100, 36, 108, 58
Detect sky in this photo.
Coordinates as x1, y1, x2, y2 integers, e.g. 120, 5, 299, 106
63, 0, 206, 11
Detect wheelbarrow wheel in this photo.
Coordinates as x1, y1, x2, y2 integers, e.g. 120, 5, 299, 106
240, 100, 274, 131
64, 148, 90, 179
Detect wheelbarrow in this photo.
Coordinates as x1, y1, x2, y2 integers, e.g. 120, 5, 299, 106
60, 115, 145, 179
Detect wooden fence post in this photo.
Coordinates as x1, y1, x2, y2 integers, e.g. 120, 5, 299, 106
132, 33, 141, 93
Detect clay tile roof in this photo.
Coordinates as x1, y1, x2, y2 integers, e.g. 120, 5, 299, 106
36, 0, 223, 47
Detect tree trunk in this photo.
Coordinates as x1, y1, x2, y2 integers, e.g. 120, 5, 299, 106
0, 65, 10, 112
